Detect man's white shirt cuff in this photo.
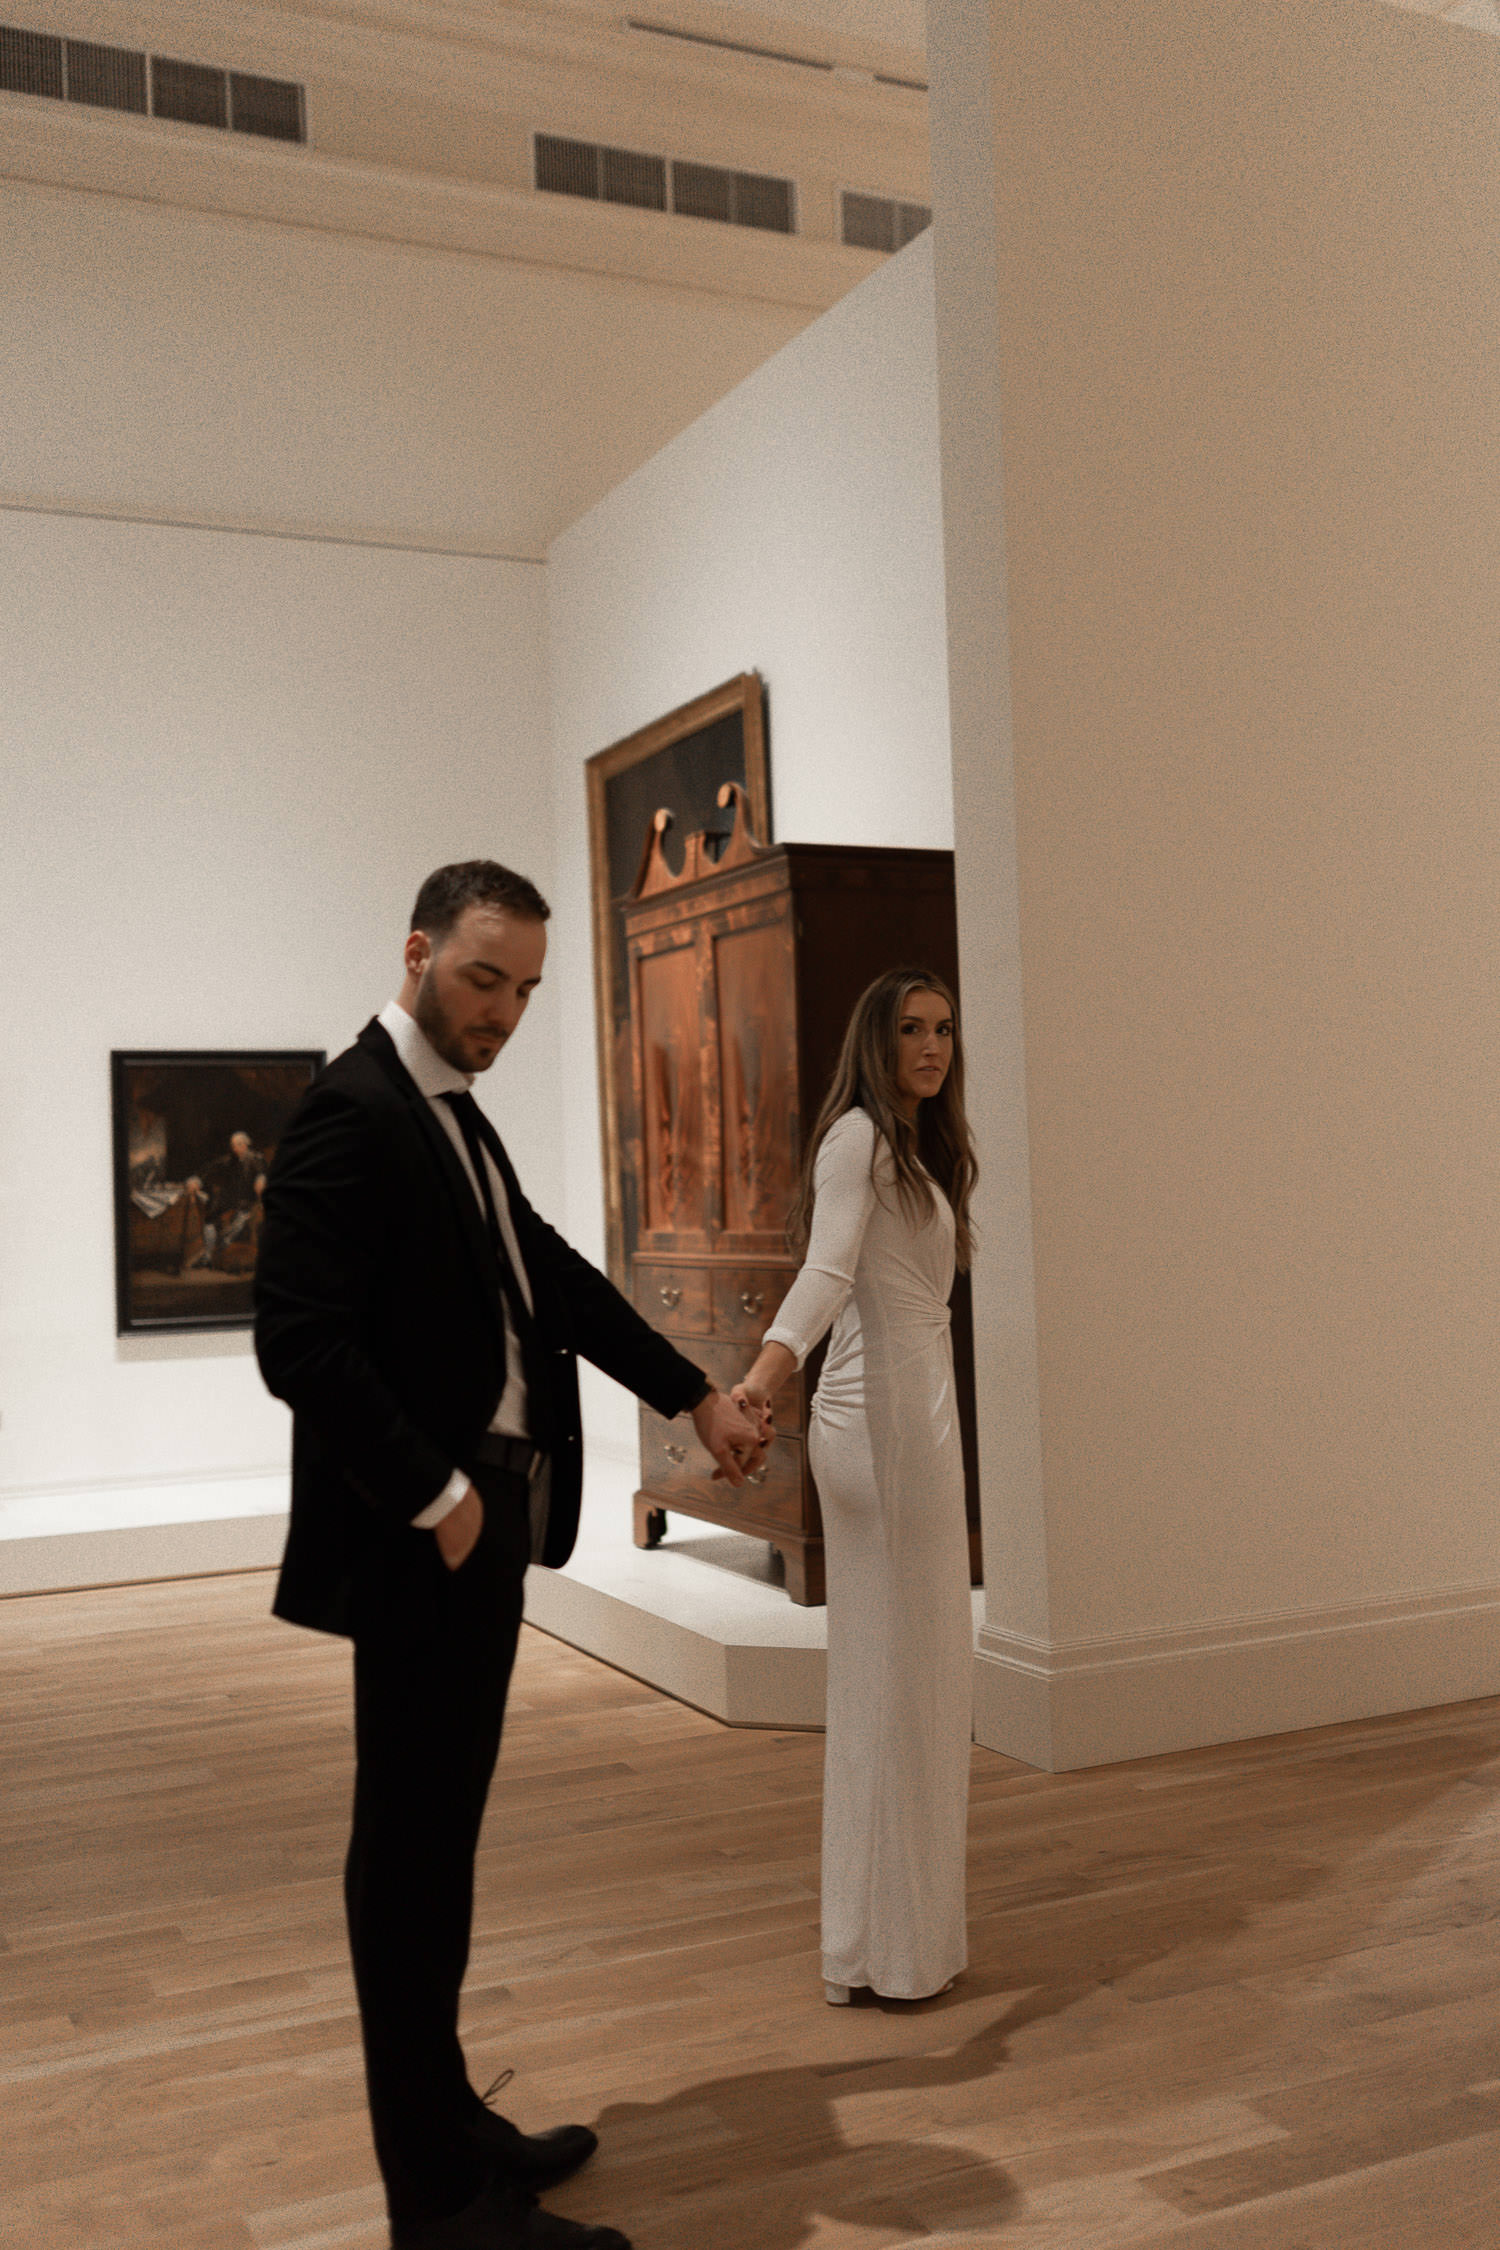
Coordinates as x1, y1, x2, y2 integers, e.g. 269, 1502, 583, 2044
412, 1467, 470, 1529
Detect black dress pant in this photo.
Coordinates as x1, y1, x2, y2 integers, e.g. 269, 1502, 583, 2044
345, 1465, 532, 2223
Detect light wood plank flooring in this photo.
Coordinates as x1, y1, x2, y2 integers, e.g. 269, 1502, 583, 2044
3, 1571, 1500, 2248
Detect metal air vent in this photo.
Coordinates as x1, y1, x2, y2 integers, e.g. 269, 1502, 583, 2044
537, 133, 794, 236
601, 144, 667, 210
229, 71, 304, 141
0, 19, 304, 140
536, 134, 664, 209
0, 22, 61, 96
151, 54, 225, 128
65, 38, 146, 111
841, 191, 931, 254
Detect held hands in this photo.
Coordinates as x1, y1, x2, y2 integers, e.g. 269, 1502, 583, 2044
729, 1383, 777, 1458
728, 1384, 776, 1479
690, 1386, 771, 1486
704, 1340, 796, 1482
731, 1342, 797, 1432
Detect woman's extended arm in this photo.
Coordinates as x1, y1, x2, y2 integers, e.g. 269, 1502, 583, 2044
736, 1112, 879, 1412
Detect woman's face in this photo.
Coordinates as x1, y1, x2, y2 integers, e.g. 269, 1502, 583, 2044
893, 988, 955, 1116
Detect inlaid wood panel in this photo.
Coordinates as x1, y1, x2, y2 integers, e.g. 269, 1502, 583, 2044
712, 919, 798, 1240
634, 939, 708, 1240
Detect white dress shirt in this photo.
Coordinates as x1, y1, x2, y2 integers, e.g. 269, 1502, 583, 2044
377, 1000, 534, 1528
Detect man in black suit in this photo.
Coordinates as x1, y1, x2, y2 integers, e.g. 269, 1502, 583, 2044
254, 861, 765, 2250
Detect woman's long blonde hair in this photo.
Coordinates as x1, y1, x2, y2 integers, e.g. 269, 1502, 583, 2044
789, 966, 978, 1270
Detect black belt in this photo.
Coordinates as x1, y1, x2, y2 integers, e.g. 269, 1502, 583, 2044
470, 1434, 544, 1479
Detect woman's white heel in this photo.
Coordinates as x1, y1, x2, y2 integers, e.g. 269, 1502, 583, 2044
824, 1981, 853, 2006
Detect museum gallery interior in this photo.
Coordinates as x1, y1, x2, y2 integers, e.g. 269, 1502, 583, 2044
6, 0, 1500, 2242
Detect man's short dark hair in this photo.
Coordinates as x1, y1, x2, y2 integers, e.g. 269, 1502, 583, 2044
410, 861, 551, 943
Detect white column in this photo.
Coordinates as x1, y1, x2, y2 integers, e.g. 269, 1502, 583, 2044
928, 0, 1500, 1767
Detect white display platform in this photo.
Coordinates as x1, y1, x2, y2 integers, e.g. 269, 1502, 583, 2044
0, 1451, 982, 1736
0, 1470, 290, 1597
525, 1453, 833, 1729
0, 1454, 828, 1727
528, 1454, 987, 1731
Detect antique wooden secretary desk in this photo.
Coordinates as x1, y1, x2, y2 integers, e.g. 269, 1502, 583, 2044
617, 786, 982, 1605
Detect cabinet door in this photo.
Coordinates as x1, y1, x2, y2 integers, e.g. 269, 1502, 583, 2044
711, 914, 798, 1247
633, 934, 712, 1242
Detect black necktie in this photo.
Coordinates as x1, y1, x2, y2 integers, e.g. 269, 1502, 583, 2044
439, 1093, 546, 1431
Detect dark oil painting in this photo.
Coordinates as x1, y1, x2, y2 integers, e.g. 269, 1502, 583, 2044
111, 1050, 323, 1334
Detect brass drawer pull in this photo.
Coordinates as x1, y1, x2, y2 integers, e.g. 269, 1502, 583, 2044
659, 1283, 683, 1310
664, 1442, 687, 1464
739, 1289, 765, 1316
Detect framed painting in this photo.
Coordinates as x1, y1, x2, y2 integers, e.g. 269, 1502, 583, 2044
585, 673, 770, 1281
111, 1048, 323, 1335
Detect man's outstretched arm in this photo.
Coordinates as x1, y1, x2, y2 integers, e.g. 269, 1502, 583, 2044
512, 1205, 768, 1484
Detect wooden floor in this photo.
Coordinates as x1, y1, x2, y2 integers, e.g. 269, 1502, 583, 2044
3, 1576, 1500, 2250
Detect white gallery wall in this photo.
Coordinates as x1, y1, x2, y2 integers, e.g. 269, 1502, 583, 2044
0, 509, 553, 1530
0, 158, 816, 1578
927, 0, 1500, 1764
554, 0, 1500, 1774
546, 235, 953, 1458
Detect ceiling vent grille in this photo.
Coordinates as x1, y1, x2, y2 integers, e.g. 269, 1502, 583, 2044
841, 191, 931, 254
66, 38, 146, 111
536, 132, 794, 235
535, 135, 665, 209
229, 70, 303, 142
0, 22, 59, 96
600, 144, 667, 210
152, 54, 225, 129
0, 20, 305, 141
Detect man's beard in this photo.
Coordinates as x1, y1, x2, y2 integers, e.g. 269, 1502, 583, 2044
412, 971, 496, 1073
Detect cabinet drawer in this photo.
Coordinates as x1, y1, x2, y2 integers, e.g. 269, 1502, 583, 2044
712, 1266, 794, 1341
632, 1261, 712, 1335
638, 1409, 812, 1533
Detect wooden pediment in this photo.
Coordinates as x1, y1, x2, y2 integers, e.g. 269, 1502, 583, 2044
629, 781, 770, 900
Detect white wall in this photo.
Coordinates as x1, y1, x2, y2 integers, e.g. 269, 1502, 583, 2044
0, 154, 817, 1551
928, 0, 1500, 1764
546, 233, 952, 1454
0, 508, 554, 1506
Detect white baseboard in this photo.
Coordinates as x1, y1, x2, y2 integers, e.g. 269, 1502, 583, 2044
0, 1514, 286, 1597
974, 1584, 1500, 1770
0, 1470, 289, 1597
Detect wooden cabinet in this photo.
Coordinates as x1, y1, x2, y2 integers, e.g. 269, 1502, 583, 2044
619, 817, 982, 1605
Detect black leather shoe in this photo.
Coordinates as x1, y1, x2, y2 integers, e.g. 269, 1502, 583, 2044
391, 2177, 631, 2250
467, 2071, 599, 2188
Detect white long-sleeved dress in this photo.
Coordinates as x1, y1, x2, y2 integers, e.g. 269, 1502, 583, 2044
763, 1106, 972, 1998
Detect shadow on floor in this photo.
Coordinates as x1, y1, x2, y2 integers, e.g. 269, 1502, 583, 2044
550, 1984, 1070, 2247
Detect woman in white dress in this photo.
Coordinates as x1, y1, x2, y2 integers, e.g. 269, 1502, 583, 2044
734, 968, 978, 2004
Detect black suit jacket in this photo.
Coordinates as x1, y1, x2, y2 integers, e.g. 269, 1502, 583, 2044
254, 1018, 706, 1637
